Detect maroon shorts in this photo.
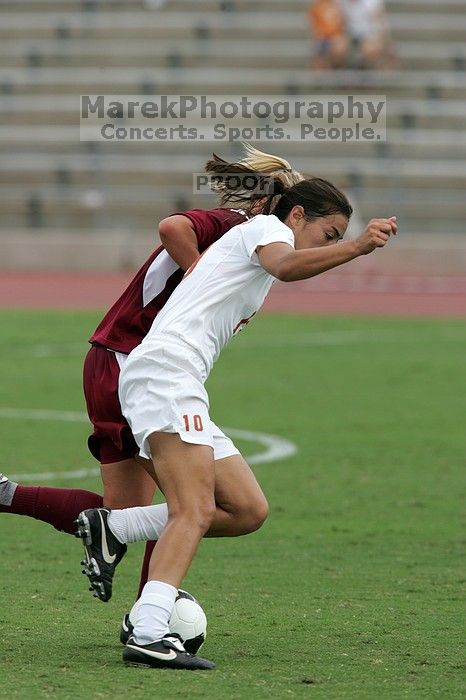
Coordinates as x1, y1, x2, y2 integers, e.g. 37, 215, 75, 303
83, 344, 138, 464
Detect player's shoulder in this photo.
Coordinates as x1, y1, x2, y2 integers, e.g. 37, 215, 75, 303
182, 207, 247, 222
241, 213, 286, 231
210, 207, 250, 226
173, 208, 247, 238
233, 214, 292, 251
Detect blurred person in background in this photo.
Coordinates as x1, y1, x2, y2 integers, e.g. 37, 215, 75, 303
338, 0, 396, 69
308, 0, 348, 68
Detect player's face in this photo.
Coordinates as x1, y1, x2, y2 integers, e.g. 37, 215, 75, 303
291, 210, 349, 249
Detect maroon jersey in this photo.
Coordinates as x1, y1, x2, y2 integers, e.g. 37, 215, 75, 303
90, 208, 248, 354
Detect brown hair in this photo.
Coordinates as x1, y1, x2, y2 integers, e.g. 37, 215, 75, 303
204, 143, 304, 214
273, 178, 353, 222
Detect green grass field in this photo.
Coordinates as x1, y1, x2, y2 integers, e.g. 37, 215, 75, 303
0, 310, 465, 700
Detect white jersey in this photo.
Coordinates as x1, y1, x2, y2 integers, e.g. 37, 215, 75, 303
142, 214, 295, 378
338, 0, 384, 39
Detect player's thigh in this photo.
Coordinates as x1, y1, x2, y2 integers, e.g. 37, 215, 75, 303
101, 456, 157, 508
214, 453, 269, 523
147, 432, 216, 522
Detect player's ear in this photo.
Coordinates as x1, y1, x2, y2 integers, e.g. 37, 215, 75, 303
291, 205, 305, 221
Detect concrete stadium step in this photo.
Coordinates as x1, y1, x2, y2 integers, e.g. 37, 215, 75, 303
2, 165, 465, 222
0, 134, 464, 168
398, 44, 466, 71
1, 129, 465, 177
1, 0, 464, 241
354, 187, 466, 218
0, 94, 466, 131
2, 11, 466, 41
4, 0, 466, 7
0, 42, 310, 71
1, 68, 465, 99
4, 0, 466, 12
3, 0, 137, 9
2, 96, 464, 132
0, 188, 206, 231
2, 186, 463, 234
2, 38, 465, 71
0, 154, 464, 188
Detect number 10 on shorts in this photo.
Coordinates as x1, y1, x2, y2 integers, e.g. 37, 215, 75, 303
183, 414, 204, 432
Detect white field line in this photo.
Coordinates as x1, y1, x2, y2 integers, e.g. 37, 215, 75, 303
9, 333, 367, 358
10, 333, 370, 358
235, 330, 379, 348
29, 343, 87, 358
0, 407, 297, 482
10, 466, 102, 482
0, 407, 88, 423
222, 427, 297, 465
234, 329, 418, 349
11, 326, 466, 358
233, 328, 465, 349
16, 328, 464, 358
4, 343, 88, 359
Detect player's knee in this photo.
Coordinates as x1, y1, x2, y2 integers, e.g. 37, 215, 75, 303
242, 494, 269, 534
252, 495, 269, 531
173, 498, 216, 535
104, 493, 153, 509
197, 500, 217, 533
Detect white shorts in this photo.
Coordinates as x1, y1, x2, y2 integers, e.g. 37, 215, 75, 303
118, 337, 239, 461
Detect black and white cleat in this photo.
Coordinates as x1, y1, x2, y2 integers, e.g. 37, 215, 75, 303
74, 508, 127, 602
120, 613, 133, 645
123, 633, 215, 670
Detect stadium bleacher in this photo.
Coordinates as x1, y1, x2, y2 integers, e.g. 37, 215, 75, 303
0, 0, 465, 266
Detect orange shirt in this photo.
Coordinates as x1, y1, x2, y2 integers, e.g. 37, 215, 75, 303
309, 0, 344, 39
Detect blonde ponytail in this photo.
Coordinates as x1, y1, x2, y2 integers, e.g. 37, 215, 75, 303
204, 143, 304, 213
237, 143, 293, 173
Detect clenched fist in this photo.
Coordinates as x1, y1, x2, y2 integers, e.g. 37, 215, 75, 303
355, 217, 397, 255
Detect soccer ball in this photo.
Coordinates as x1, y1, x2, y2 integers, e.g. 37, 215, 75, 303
169, 589, 207, 654
128, 588, 207, 654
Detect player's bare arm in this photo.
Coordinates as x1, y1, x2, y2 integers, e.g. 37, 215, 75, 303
158, 215, 200, 271
257, 217, 398, 282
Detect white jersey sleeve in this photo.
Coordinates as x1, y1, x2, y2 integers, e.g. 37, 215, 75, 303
242, 215, 295, 266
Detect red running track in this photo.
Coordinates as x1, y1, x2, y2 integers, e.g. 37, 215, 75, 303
0, 270, 465, 317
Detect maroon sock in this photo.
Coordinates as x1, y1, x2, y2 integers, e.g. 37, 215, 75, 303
0, 485, 103, 535
136, 540, 157, 599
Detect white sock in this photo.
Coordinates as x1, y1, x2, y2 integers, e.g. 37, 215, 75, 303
108, 503, 168, 544
132, 580, 177, 645
0, 477, 17, 506
128, 598, 140, 627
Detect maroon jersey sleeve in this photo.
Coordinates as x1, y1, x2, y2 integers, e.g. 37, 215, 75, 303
89, 208, 249, 354
173, 208, 248, 249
